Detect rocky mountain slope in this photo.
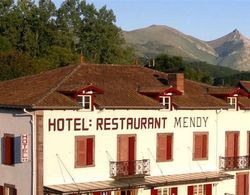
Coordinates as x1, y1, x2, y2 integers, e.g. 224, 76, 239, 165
207, 29, 250, 71
124, 25, 250, 71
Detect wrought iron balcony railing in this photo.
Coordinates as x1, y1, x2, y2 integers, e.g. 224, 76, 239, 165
110, 159, 150, 179
219, 155, 250, 171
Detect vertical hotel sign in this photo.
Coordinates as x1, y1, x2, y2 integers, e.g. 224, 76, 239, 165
21, 134, 29, 162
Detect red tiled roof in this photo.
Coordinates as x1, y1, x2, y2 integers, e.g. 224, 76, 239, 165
240, 81, 250, 93
238, 96, 250, 109
208, 86, 248, 97
0, 63, 250, 109
207, 87, 236, 95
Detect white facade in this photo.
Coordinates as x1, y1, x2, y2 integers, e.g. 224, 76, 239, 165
0, 109, 33, 195
42, 108, 245, 194
1, 64, 250, 195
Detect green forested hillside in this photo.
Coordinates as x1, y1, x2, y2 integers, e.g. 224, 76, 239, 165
152, 54, 250, 86
0, 0, 134, 81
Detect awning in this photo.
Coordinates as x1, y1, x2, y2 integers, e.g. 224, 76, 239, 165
44, 171, 233, 194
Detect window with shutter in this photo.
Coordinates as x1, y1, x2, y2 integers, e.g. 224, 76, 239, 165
0, 186, 3, 195
193, 132, 208, 160
3, 134, 15, 165
117, 135, 136, 162
188, 186, 194, 195
157, 133, 173, 162
236, 172, 249, 195
75, 136, 95, 167
156, 187, 178, 195
3, 184, 16, 195
188, 184, 212, 195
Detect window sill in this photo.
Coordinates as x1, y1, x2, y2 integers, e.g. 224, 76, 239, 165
192, 157, 208, 161
75, 164, 95, 168
156, 159, 173, 163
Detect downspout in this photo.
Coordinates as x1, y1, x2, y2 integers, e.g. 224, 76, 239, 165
215, 109, 222, 195
23, 108, 36, 195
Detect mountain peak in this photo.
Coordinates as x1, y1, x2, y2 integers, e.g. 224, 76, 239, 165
229, 28, 242, 40
232, 28, 240, 34
208, 28, 249, 49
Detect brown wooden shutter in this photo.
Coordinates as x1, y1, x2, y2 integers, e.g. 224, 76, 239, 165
234, 133, 239, 157
248, 132, 250, 156
86, 138, 94, 165
187, 186, 193, 195
202, 134, 208, 158
128, 136, 136, 175
128, 136, 135, 161
171, 187, 177, 195
118, 136, 129, 161
237, 173, 245, 195
226, 132, 239, 157
244, 174, 249, 195
13, 188, 17, 195
150, 189, 158, 195
194, 134, 202, 159
166, 134, 173, 160
237, 173, 250, 195
75, 137, 86, 167
0, 186, 3, 195
205, 184, 212, 195
4, 135, 14, 165
157, 134, 167, 161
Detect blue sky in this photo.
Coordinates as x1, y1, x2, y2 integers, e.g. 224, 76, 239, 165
55, 0, 250, 41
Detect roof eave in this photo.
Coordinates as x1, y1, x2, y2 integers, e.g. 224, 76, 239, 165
99, 105, 165, 110
32, 105, 82, 110
173, 106, 229, 110
0, 104, 33, 109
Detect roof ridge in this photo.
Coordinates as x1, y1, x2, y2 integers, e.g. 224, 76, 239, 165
0, 64, 78, 84
33, 64, 82, 106
81, 63, 141, 67
186, 79, 213, 88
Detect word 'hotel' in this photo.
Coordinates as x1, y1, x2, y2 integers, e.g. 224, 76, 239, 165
1, 64, 250, 195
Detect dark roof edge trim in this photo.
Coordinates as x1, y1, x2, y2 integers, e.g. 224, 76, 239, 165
44, 173, 233, 194
99, 106, 165, 110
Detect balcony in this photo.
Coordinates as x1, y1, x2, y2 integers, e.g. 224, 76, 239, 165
219, 156, 250, 171
110, 159, 150, 179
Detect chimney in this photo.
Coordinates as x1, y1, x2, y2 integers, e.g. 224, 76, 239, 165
168, 73, 184, 93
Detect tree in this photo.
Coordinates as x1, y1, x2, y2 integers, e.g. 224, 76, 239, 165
57, 0, 134, 64
0, 51, 49, 80
155, 54, 184, 72
0, 0, 135, 81
0, 36, 12, 52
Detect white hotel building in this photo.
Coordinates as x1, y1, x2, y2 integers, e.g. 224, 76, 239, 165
1, 64, 250, 195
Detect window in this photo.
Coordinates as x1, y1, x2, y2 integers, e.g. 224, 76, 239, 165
157, 133, 173, 162
93, 191, 111, 195
3, 184, 17, 195
115, 190, 138, 195
157, 187, 178, 195
188, 184, 212, 195
159, 96, 171, 110
247, 131, 250, 156
193, 132, 208, 160
77, 95, 92, 110
2, 134, 15, 165
236, 172, 249, 195
75, 136, 95, 167
227, 97, 237, 109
